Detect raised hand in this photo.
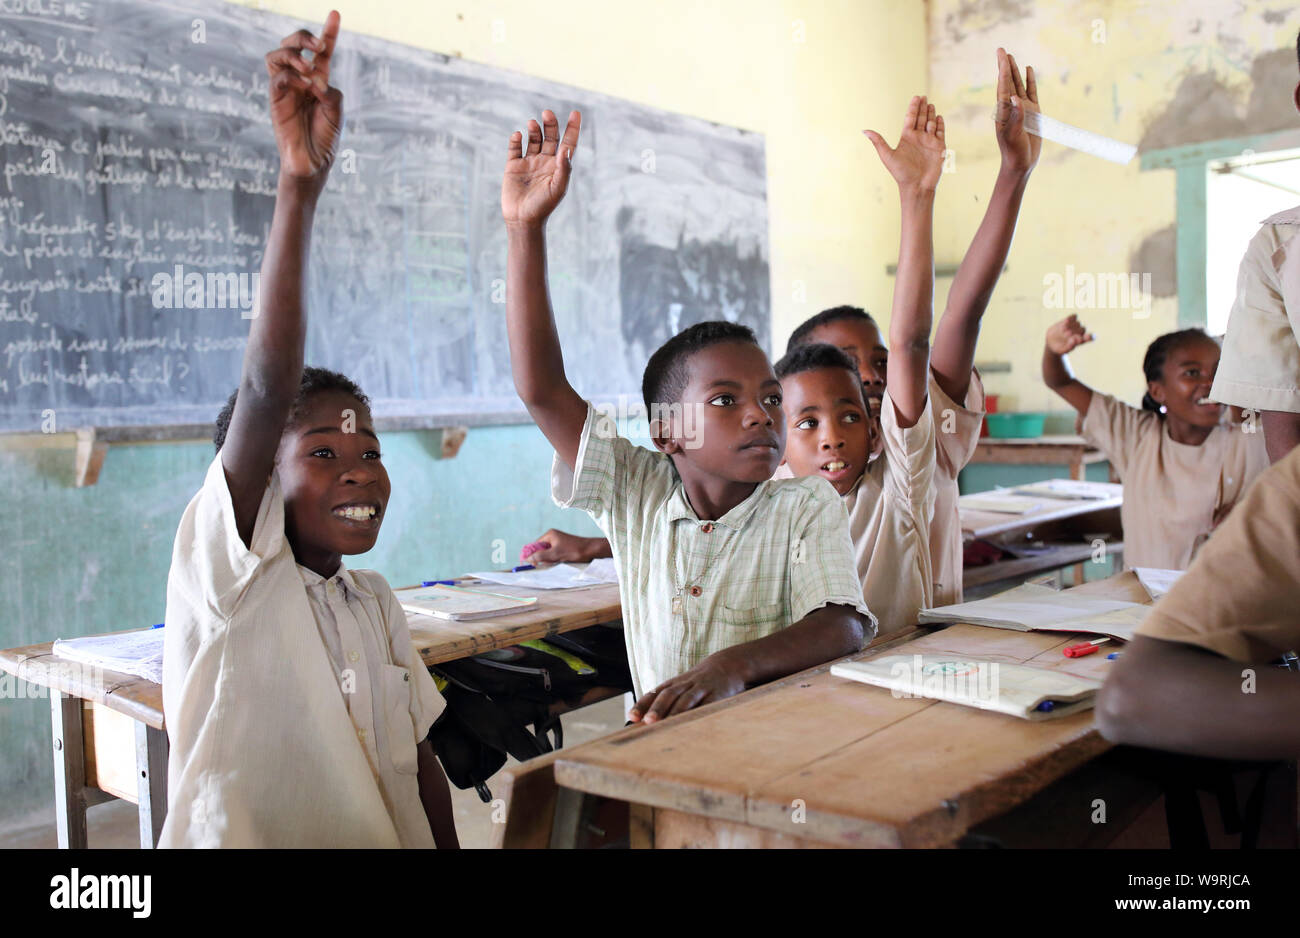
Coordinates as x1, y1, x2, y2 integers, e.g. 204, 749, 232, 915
265, 10, 343, 183
1046, 315, 1095, 355
996, 47, 1041, 174
502, 109, 582, 229
864, 95, 946, 193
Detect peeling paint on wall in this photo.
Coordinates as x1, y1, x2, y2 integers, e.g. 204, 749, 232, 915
1140, 50, 1296, 151
1130, 226, 1178, 298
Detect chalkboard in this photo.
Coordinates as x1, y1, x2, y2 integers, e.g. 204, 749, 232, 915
0, 0, 769, 432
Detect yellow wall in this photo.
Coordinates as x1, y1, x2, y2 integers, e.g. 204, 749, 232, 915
231, 0, 1300, 412
232, 0, 928, 354
928, 0, 1300, 412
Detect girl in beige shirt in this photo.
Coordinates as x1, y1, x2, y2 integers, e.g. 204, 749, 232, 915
1042, 315, 1269, 569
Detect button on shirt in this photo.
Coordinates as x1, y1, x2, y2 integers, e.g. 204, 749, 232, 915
552, 403, 873, 699
1211, 206, 1300, 413
161, 455, 445, 848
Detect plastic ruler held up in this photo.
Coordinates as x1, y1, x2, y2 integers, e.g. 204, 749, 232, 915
1007, 108, 1137, 165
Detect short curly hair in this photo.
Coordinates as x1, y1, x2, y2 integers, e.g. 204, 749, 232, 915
213, 366, 371, 452
774, 342, 859, 381
641, 320, 761, 413
786, 305, 879, 353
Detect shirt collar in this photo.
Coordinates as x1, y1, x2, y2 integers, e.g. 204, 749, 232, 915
663, 480, 772, 530
1262, 205, 1300, 226
297, 563, 367, 600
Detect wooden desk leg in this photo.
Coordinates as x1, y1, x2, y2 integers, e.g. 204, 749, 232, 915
50, 693, 88, 849
549, 786, 588, 848
134, 722, 168, 848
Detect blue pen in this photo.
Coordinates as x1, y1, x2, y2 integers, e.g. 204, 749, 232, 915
152, 623, 164, 629
1107, 652, 1122, 660
513, 564, 535, 572
422, 580, 458, 587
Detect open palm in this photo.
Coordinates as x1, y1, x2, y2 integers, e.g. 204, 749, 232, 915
996, 47, 1041, 173
502, 109, 582, 228
266, 11, 343, 180
864, 96, 946, 192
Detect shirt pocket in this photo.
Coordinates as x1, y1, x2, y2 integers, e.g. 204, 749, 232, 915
381, 664, 420, 776
706, 601, 787, 654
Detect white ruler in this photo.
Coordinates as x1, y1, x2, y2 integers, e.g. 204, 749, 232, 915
1013, 109, 1136, 165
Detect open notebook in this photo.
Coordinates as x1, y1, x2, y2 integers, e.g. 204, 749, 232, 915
831, 655, 1100, 721
918, 583, 1150, 641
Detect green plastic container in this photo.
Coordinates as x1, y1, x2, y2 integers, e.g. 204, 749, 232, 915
985, 411, 1047, 439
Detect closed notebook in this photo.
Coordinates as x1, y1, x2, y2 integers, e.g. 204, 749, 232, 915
393, 584, 537, 621
831, 655, 1100, 721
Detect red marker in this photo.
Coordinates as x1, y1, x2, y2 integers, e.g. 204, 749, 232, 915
1063, 637, 1110, 658
520, 540, 551, 561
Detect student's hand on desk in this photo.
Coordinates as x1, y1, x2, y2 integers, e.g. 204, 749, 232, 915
1045, 314, 1094, 355
502, 109, 582, 230
863, 95, 946, 193
994, 47, 1041, 175
629, 654, 747, 725
266, 11, 344, 186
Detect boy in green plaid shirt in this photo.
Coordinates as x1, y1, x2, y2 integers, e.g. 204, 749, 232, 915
501, 109, 886, 723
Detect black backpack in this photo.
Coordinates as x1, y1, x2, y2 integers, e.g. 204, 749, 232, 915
426, 624, 632, 801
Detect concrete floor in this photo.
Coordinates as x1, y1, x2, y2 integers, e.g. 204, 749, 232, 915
0, 694, 628, 850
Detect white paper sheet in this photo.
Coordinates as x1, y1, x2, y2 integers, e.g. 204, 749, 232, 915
466, 561, 618, 590
958, 494, 1046, 515
1134, 567, 1184, 602
573, 557, 619, 584
53, 628, 165, 684
919, 583, 1148, 640
1010, 479, 1121, 501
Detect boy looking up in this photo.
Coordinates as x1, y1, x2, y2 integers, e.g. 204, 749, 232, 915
501, 109, 872, 724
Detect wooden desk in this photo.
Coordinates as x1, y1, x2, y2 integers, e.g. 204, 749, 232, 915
0, 581, 623, 849
536, 574, 1147, 849
961, 484, 1123, 589
969, 435, 1109, 481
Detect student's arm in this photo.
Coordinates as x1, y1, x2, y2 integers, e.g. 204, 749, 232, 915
931, 49, 1039, 404
221, 12, 343, 546
1041, 314, 1095, 416
1261, 411, 1300, 463
1097, 636, 1300, 760
502, 110, 588, 471
864, 96, 946, 428
527, 529, 612, 564
415, 738, 460, 848
630, 604, 865, 724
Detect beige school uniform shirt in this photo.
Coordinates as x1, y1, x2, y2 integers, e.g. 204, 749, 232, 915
1137, 444, 1300, 662
161, 456, 445, 848
1211, 206, 1300, 414
777, 392, 937, 636
553, 403, 873, 699
929, 369, 986, 605
1081, 391, 1269, 570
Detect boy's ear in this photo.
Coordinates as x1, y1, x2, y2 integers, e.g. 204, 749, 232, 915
648, 417, 682, 456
